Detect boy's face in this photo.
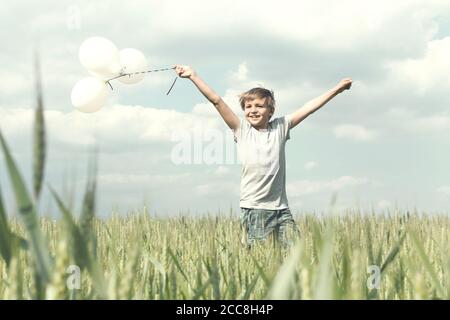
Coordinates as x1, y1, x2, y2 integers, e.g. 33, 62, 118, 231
244, 97, 273, 129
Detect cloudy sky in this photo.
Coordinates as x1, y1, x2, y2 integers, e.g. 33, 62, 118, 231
0, 0, 449, 217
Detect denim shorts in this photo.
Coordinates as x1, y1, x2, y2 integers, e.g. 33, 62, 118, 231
240, 207, 299, 248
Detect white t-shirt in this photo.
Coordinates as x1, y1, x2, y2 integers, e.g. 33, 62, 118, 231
233, 116, 291, 210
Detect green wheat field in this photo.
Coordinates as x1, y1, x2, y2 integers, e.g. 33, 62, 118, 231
0, 61, 449, 300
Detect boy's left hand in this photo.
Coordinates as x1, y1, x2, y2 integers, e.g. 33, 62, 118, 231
335, 78, 352, 94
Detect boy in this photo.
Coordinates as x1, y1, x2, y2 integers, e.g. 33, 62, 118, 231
174, 65, 352, 248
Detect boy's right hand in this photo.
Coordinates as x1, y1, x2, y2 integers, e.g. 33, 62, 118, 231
174, 65, 195, 79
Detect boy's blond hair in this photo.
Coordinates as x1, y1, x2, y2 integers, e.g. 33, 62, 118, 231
239, 87, 276, 119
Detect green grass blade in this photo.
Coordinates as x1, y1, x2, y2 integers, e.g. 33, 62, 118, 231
49, 185, 107, 298
380, 231, 406, 274
266, 241, 302, 299
0, 130, 52, 285
80, 153, 98, 245
314, 220, 334, 300
365, 219, 374, 265
192, 277, 213, 300
368, 230, 406, 299
338, 237, 350, 298
48, 186, 77, 226
203, 256, 221, 299
0, 186, 13, 265
32, 53, 46, 201
167, 247, 191, 286
240, 274, 259, 299
410, 231, 446, 298
251, 254, 271, 287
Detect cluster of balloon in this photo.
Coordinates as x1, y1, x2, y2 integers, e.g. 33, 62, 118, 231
71, 37, 148, 113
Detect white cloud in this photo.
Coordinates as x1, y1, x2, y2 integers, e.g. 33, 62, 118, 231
333, 124, 377, 141
387, 107, 450, 137
413, 113, 450, 133
0, 73, 30, 96
328, 176, 373, 190
437, 186, 450, 196
287, 175, 374, 197
229, 62, 249, 82
0, 107, 34, 136
145, 0, 443, 51
304, 161, 318, 171
98, 172, 192, 186
194, 181, 238, 197
0, 104, 223, 151
388, 37, 450, 94
214, 165, 231, 176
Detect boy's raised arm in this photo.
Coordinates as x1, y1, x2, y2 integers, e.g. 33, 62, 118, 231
289, 78, 352, 129
174, 65, 240, 131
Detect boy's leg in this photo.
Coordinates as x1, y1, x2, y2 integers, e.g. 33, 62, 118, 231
241, 208, 278, 248
276, 208, 300, 249
240, 208, 255, 249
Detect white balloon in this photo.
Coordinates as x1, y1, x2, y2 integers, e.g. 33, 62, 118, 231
79, 37, 122, 79
118, 48, 148, 84
71, 77, 109, 113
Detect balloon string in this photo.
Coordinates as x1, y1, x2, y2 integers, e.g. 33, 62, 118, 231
166, 77, 178, 95
106, 66, 177, 95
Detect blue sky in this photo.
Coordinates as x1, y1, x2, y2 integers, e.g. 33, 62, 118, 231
0, 0, 449, 217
